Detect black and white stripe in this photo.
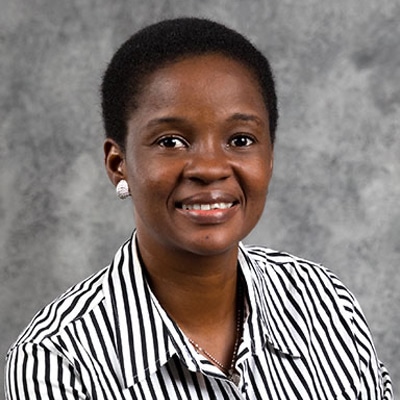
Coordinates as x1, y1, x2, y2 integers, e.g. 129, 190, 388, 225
5, 233, 393, 399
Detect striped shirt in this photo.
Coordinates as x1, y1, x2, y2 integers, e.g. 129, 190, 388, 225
5, 233, 393, 399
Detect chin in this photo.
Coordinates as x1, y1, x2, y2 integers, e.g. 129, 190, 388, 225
178, 232, 242, 257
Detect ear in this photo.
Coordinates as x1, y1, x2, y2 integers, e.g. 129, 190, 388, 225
104, 138, 126, 186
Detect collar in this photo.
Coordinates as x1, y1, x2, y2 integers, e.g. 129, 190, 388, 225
238, 243, 306, 359
102, 233, 202, 389
103, 234, 306, 389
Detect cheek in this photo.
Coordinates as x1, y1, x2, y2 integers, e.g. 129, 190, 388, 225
128, 160, 178, 207
247, 159, 272, 192
243, 162, 272, 214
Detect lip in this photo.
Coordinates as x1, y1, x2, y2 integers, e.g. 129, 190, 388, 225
175, 191, 240, 225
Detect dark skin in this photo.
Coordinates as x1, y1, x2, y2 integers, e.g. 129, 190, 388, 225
104, 53, 273, 370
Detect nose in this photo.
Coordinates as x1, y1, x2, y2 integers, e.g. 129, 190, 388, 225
183, 144, 231, 185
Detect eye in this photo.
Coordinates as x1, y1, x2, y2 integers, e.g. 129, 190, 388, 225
157, 136, 187, 148
229, 134, 255, 147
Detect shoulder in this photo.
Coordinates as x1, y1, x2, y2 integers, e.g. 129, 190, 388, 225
243, 243, 349, 287
242, 243, 357, 315
242, 245, 394, 396
8, 266, 109, 352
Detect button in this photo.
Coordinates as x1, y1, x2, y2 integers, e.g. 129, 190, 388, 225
229, 372, 241, 386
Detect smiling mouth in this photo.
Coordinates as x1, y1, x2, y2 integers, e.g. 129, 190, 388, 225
179, 202, 235, 211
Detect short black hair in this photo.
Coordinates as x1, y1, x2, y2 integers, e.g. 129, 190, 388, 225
101, 17, 278, 150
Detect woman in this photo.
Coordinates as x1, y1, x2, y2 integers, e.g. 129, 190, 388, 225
5, 18, 393, 399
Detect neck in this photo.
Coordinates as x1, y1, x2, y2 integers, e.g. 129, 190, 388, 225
136, 233, 243, 372
136, 233, 239, 330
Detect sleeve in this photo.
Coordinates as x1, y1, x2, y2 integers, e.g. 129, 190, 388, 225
351, 297, 394, 400
5, 342, 87, 400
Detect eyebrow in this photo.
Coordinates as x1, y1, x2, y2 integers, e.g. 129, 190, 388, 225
226, 113, 264, 126
146, 113, 264, 128
146, 117, 187, 128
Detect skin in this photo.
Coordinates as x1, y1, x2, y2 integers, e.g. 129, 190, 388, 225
104, 53, 274, 370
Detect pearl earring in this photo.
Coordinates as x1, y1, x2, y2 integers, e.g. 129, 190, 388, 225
116, 179, 130, 199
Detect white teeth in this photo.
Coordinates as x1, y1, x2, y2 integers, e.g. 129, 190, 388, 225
182, 202, 233, 210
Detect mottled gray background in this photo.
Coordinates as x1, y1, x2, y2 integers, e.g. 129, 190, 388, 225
1, 0, 399, 396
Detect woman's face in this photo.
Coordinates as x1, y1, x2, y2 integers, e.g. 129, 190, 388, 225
122, 53, 273, 257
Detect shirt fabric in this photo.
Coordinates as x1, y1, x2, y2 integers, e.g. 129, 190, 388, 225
5, 233, 393, 399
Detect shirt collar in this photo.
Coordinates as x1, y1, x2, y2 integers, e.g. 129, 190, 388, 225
238, 243, 306, 359
102, 233, 202, 389
103, 234, 305, 389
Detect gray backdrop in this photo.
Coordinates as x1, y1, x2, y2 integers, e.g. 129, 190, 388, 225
1, 0, 399, 396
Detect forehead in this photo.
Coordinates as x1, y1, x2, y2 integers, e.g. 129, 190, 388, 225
134, 53, 266, 114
